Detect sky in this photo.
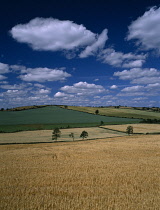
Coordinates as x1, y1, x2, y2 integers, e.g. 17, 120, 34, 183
0, 0, 160, 108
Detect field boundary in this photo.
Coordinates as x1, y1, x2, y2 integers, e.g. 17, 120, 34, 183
0, 134, 128, 146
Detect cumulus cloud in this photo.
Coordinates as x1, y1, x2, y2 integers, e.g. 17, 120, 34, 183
0, 75, 7, 80
121, 85, 144, 92
119, 82, 160, 97
98, 48, 146, 68
10, 18, 98, 52
60, 81, 106, 96
110, 85, 118, 89
10, 65, 26, 73
79, 29, 108, 58
0, 83, 32, 90
114, 67, 160, 84
0, 82, 53, 108
0, 62, 9, 74
127, 6, 160, 52
19, 67, 71, 82
39, 89, 51, 94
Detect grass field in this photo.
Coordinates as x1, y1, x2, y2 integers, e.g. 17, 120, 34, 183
0, 106, 140, 132
0, 127, 126, 144
0, 135, 159, 209
65, 105, 160, 119
101, 124, 160, 134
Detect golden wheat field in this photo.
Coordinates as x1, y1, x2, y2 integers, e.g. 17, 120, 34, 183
0, 127, 126, 144
101, 124, 160, 134
0, 134, 160, 209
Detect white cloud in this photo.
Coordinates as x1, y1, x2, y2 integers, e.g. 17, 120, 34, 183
110, 85, 118, 89
98, 48, 146, 68
19, 67, 71, 82
0, 62, 9, 74
10, 65, 26, 73
133, 97, 148, 101
79, 29, 108, 58
114, 67, 160, 84
0, 81, 8, 84
94, 78, 99, 81
60, 81, 106, 96
0, 83, 31, 90
117, 92, 145, 97
132, 76, 160, 84
0, 75, 7, 80
34, 83, 45, 88
54, 92, 68, 98
146, 83, 160, 92
127, 6, 160, 52
10, 18, 97, 52
121, 85, 144, 92
39, 89, 51, 94
122, 59, 145, 68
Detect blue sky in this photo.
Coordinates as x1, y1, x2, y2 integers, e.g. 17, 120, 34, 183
0, 0, 160, 108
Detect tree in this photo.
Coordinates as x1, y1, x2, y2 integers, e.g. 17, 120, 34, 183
126, 126, 133, 135
52, 128, 61, 141
69, 132, 74, 141
100, 121, 104, 126
80, 131, 88, 139
95, 109, 99, 115
0, 108, 4, 111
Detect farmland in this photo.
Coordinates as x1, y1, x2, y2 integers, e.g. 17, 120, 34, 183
0, 135, 159, 209
0, 106, 139, 132
65, 105, 160, 119
0, 127, 126, 144
101, 124, 160, 134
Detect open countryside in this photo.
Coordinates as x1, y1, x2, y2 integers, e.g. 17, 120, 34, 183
0, 105, 160, 210
0, 106, 140, 133
0, 135, 159, 209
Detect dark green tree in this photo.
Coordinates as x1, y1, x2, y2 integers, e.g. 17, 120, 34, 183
95, 109, 99, 115
126, 126, 133, 135
52, 128, 61, 141
100, 121, 104, 126
69, 132, 75, 141
80, 131, 88, 139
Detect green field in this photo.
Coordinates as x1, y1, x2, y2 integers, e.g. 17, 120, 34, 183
0, 106, 139, 132
65, 106, 160, 119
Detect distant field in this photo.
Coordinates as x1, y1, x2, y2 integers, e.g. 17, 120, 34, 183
0, 135, 159, 209
65, 105, 160, 119
0, 127, 126, 144
0, 106, 139, 132
101, 124, 160, 134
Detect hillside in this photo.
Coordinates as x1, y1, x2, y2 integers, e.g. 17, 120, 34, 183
62, 105, 160, 120
0, 106, 139, 132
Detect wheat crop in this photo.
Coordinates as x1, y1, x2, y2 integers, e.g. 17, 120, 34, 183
0, 135, 159, 209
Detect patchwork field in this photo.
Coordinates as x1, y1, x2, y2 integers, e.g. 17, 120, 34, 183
0, 106, 140, 132
66, 105, 160, 119
0, 135, 159, 209
0, 127, 126, 144
101, 123, 160, 134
